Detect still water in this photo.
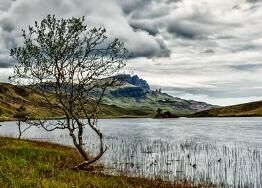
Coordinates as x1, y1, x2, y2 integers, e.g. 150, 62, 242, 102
1, 118, 262, 187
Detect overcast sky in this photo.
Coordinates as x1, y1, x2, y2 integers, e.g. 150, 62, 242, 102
1, 0, 262, 106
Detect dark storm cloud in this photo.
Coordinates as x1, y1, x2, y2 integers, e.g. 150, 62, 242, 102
203, 49, 215, 54
129, 21, 159, 36
157, 39, 171, 57
0, 19, 17, 55
1, 0, 262, 105
229, 63, 262, 71
158, 82, 262, 100
215, 35, 236, 40
129, 39, 170, 58
129, 5, 169, 20
118, 0, 149, 15
0, 55, 14, 68
246, 0, 261, 3
230, 44, 258, 53
0, 0, 172, 69
167, 0, 182, 3
120, 0, 180, 17
0, 16, 16, 34
167, 22, 207, 39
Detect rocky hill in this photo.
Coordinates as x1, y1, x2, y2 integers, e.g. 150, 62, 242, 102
121, 75, 150, 91
104, 75, 217, 115
0, 83, 148, 120
0, 75, 217, 120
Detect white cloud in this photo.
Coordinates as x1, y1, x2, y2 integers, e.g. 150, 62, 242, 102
0, 0, 262, 105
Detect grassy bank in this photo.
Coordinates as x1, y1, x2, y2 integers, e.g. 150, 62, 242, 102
194, 100, 262, 117
0, 137, 204, 188
0, 83, 151, 121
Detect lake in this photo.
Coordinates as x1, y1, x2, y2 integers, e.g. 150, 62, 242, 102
1, 117, 262, 187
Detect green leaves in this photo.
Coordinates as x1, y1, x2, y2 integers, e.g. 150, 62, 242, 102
10, 14, 127, 120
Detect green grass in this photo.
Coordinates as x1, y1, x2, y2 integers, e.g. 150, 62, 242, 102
104, 92, 194, 116
0, 83, 62, 120
0, 137, 201, 188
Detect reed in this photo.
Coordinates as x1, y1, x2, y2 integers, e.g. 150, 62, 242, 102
73, 134, 262, 187
2, 127, 262, 187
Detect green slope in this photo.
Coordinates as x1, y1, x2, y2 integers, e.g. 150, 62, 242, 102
104, 84, 215, 116
194, 101, 262, 117
0, 81, 216, 120
0, 83, 61, 120
0, 83, 148, 120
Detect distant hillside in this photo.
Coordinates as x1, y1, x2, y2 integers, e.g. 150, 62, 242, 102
104, 75, 216, 115
0, 83, 148, 121
194, 101, 262, 117
32, 74, 216, 115
0, 83, 59, 121
0, 75, 217, 120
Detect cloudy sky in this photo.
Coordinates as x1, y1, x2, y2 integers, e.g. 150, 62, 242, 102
1, 0, 262, 106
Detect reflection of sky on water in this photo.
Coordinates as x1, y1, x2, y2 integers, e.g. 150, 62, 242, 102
1, 117, 262, 147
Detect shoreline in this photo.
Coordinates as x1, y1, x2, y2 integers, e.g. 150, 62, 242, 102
0, 115, 152, 122
0, 136, 211, 188
2, 115, 262, 122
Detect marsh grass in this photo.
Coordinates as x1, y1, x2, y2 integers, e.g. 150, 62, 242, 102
0, 137, 208, 188
8, 130, 261, 187
2, 121, 262, 187
75, 134, 262, 187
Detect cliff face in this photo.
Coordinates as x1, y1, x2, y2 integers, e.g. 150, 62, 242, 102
118, 75, 150, 91
125, 75, 150, 91
109, 74, 150, 99
110, 86, 146, 98
105, 75, 217, 115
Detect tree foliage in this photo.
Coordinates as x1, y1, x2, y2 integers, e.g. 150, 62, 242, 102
10, 15, 127, 169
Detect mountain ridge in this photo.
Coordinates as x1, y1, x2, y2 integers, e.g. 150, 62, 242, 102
0, 75, 217, 120
104, 74, 217, 115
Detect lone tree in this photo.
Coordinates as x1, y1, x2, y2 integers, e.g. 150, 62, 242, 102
13, 105, 30, 140
10, 15, 127, 169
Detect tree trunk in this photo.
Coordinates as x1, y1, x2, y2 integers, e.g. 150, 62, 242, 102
76, 145, 89, 161
17, 121, 22, 140
69, 131, 89, 161
68, 118, 107, 170
73, 133, 107, 170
